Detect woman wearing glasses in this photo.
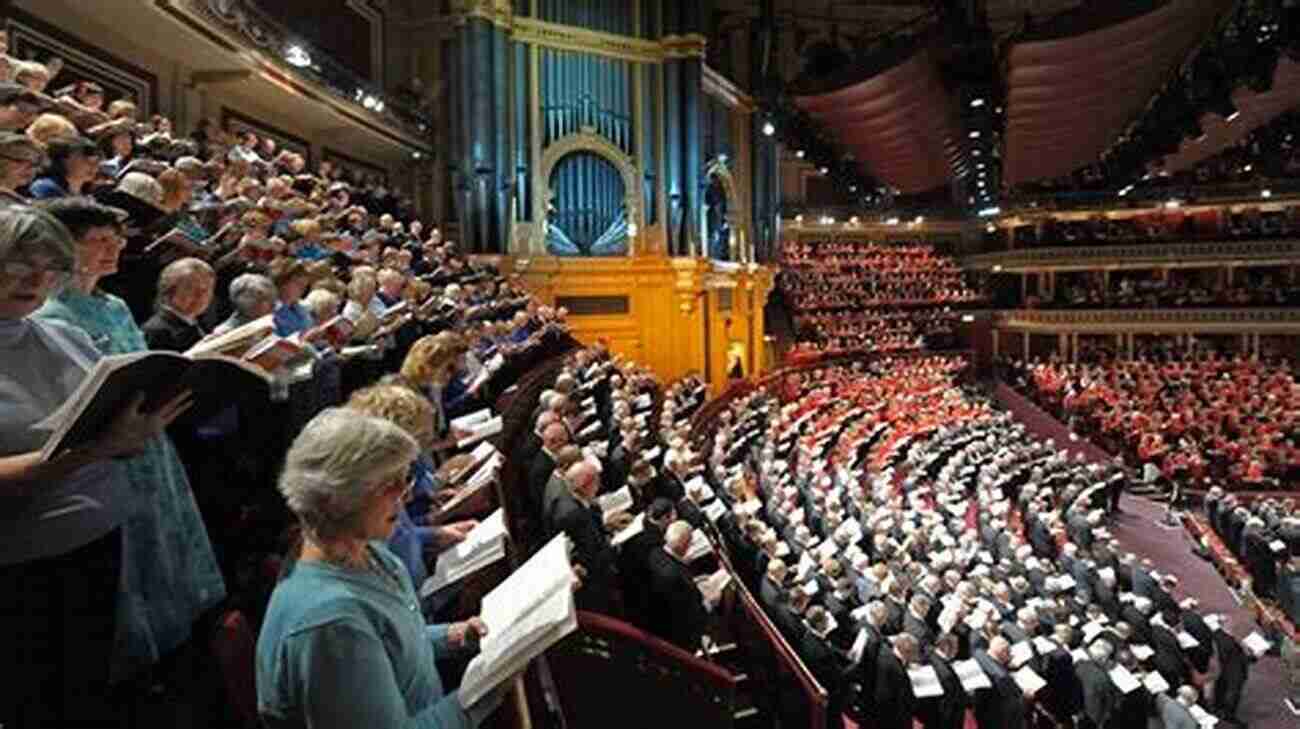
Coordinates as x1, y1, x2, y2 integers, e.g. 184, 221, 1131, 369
34, 197, 226, 689
0, 206, 192, 727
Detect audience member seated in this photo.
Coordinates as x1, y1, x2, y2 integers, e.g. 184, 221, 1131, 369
779, 239, 983, 361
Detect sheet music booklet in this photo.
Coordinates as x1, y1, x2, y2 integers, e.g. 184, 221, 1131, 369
457, 534, 577, 707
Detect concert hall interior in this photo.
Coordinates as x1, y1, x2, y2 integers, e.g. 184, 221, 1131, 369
6, 1, 1300, 728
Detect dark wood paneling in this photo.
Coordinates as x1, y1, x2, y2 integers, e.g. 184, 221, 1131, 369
555, 295, 630, 316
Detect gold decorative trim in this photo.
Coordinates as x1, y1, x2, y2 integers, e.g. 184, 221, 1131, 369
996, 307, 1300, 335
963, 238, 1300, 273
533, 127, 645, 256
513, 17, 663, 63
661, 33, 708, 59
450, 0, 514, 28
706, 156, 751, 263
702, 65, 755, 112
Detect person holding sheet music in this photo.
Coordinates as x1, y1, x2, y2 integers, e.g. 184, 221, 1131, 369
0, 207, 195, 727
646, 520, 712, 649
257, 408, 506, 729
345, 385, 480, 591
33, 197, 227, 687
550, 460, 619, 614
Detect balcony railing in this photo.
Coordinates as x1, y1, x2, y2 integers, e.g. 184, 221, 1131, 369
181, 0, 432, 142
995, 307, 1300, 333
962, 238, 1300, 271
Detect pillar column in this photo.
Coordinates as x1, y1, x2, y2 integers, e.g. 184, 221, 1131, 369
454, 14, 510, 254
1253, 333, 1261, 360
1021, 273, 1028, 303
1023, 331, 1030, 361
1071, 333, 1079, 363
1058, 332, 1068, 360
1127, 333, 1134, 360
992, 329, 1000, 357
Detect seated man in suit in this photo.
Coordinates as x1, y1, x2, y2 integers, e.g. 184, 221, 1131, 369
646, 520, 711, 649
142, 256, 215, 352
550, 460, 619, 614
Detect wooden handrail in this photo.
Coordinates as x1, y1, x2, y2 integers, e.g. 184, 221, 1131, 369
574, 611, 739, 691
712, 535, 829, 729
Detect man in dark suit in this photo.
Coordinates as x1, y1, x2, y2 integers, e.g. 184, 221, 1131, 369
1179, 602, 1214, 674
973, 637, 1026, 729
1149, 609, 1192, 689
646, 521, 710, 649
903, 595, 936, 653
1075, 641, 1118, 729
918, 633, 968, 729
551, 461, 618, 614
873, 634, 918, 729
142, 257, 215, 352
1212, 619, 1252, 722
1156, 687, 1202, 729
1038, 625, 1083, 725
619, 498, 675, 630
527, 422, 568, 519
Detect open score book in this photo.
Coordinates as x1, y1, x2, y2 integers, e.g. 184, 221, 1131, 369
456, 533, 578, 707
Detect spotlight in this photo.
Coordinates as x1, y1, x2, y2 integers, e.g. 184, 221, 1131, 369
794, 214, 804, 223
796, 150, 805, 158
1118, 185, 1134, 197
286, 45, 312, 68
885, 216, 900, 225
985, 223, 996, 233
1226, 110, 1240, 123
970, 98, 985, 108
969, 130, 981, 139
1261, 189, 1273, 198
363, 95, 378, 110
1164, 199, 1181, 209
762, 121, 776, 136
913, 215, 924, 224
961, 314, 975, 323
978, 206, 1001, 217
412, 151, 423, 160
819, 167, 829, 175
992, 264, 1003, 272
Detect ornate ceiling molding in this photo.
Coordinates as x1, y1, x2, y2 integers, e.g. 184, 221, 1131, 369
963, 239, 1300, 273
512, 17, 663, 64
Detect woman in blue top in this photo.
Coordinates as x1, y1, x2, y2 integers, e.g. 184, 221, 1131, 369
34, 197, 226, 684
0, 207, 191, 727
257, 408, 507, 729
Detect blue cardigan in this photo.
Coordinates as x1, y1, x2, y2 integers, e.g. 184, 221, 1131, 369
256, 542, 473, 729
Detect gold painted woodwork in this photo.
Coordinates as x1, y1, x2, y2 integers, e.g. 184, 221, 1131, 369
488, 254, 773, 393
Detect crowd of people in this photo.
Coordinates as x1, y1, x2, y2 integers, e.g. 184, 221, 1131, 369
1008, 354, 1300, 492
779, 240, 983, 360
687, 356, 1264, 729
1015, 268, 1300, 309
0, 51, 597, 726
1203, 488, 1300, 613
998, 207, 1300, 251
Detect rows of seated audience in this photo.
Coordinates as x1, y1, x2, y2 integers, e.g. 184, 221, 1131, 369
1005, 353, 1300, 495
997, 207, 1300, 251
1014, 268, 1300, 309
684, 356, 1264, 729
779, 239, 983, 360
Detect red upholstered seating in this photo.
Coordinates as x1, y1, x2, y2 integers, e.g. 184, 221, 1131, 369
211, 609, 259, 727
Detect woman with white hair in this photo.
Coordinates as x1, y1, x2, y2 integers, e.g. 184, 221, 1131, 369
212, 271, 276, 335
256, 408, 505, 729
0, 207, 191, 726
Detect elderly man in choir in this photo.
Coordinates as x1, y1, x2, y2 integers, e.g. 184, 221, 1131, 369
549, 460, 617, 614
528, 422, 569, 518
143, 257, 215, 351
646, 521, 710, 649
212, 272, 276, 336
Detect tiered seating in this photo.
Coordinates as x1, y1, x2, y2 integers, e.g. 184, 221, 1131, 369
690, 354, 1270, 729
1009, 356, 1300, 490
779, 239, 985, 361
1029, 267, 1300, 309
